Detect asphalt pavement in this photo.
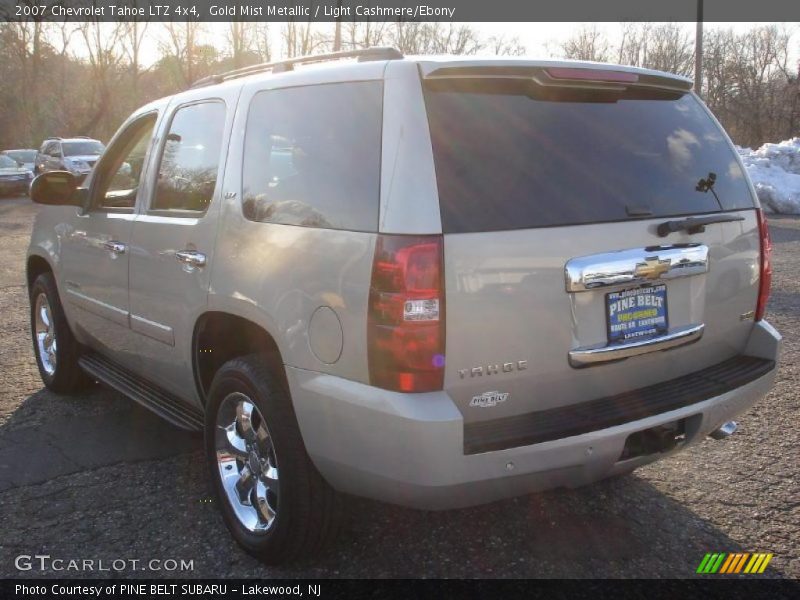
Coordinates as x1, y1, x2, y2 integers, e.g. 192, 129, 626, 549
0, 195, 797, 578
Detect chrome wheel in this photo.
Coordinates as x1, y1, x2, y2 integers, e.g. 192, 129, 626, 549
34, 292, 57, 376
215, 392, 279, 533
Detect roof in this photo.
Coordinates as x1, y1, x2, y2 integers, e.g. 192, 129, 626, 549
186, 48, 693, 93
59, 137, 103, 143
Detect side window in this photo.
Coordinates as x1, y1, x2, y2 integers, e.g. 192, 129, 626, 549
242, 81, 383, 232
152, 102, 226, 212
93, 114, 157, 210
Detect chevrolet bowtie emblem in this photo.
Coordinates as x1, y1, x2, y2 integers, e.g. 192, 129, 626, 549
635, 257, 671, 280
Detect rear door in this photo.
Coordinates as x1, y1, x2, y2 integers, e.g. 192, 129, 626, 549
422, 67, 762, 426
127, 86, 239, 404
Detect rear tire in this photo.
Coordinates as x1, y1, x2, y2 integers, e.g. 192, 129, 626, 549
29, 272, 89, 393
204, 354, 342, 564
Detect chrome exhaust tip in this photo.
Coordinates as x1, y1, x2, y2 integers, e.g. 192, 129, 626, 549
709, 421, 738, 440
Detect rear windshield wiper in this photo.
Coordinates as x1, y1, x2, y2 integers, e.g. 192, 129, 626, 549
657, 214, 745, 237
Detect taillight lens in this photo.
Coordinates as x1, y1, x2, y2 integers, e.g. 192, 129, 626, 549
368, 235, 445, 392
756, 209, 772, 321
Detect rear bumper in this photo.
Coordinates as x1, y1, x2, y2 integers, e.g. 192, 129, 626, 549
288, 320, 780, 510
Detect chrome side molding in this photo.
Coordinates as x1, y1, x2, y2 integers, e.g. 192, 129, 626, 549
568, 323, 705, 367
565, 244, 709, 292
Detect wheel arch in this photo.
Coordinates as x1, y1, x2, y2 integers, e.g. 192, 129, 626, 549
192, 311, 288, 407
26, 253, 54, 291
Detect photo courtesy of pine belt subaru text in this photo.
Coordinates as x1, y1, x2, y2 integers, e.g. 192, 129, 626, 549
26, 47, 780, 564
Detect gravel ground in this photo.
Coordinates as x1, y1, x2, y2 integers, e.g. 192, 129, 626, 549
0, 196, 797, 579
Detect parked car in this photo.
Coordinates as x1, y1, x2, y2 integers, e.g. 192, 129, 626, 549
1, 148, 37, 172
0, 154, 33, 196
26, 49, 780, 564
35, 136, 105, 179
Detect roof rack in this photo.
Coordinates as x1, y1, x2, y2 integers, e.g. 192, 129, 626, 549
73, 136, 94, 139
43, 136, 62, 141
190, 47, 404, 89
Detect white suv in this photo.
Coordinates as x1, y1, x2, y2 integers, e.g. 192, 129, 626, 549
35, 136, 105, 178
27, 48, 780, 563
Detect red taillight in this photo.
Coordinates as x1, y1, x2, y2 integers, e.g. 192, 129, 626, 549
368, 235, 445, 392
755, 209, 772, 321
545, 67, 639, 83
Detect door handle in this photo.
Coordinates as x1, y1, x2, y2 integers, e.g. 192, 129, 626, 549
175, 250, 207, 268
103, 240, 126, 255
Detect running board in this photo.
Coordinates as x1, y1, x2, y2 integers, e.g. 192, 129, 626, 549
79, 353, 204, 432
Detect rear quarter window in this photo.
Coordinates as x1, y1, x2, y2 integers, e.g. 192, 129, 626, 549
423, 79, 756, 233
242, 81, 383, 232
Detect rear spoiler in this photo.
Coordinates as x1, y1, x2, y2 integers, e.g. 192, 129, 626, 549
422, 64, 693, 94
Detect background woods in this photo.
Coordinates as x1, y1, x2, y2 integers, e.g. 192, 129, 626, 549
0, 20, 797, 150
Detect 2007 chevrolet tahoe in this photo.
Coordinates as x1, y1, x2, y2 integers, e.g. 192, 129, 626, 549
27, 48, 780, 563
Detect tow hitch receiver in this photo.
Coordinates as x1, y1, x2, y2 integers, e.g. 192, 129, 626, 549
619, 419, 686, 460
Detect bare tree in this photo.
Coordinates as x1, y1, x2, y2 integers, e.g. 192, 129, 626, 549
160, 21, 206, 87
5, 20, 45, 143
486, 34, 527, 56
253, 24, 272, 63
120, 14, 150, 107
704, 25, 793, 146
282, 20, 321, 57
344, 20, 389, 50
560, 25, 610, 62
615, 23, 694, 76
228, 22, 257, 68
390, 23, 483, 55
77, 21, 125, 136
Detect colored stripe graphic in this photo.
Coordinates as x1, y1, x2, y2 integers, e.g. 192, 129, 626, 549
744, 554, 761, 573
734, 553, 750, 573
746, 553, 774, 574
719, 554, 736, 573
711, 553, 726, 573
697, 553, 727, 573
699, 552, 774, 574
720, 553, 736, 574
759, 554, 773, 573
696, 553, 713, 573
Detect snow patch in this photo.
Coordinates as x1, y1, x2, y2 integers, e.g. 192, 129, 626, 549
737, 138, 800, 214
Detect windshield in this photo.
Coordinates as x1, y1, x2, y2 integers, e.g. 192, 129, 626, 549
424, 79, 756, 233
62, 141, 104, 156
5, 150, 35, 163
0, 155, 18, 168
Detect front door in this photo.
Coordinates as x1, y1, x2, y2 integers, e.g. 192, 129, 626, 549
128, 91, 239, 405
60, 113, 160, 363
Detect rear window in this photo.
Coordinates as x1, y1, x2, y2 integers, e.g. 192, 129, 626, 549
242, 81, 383, 232
424, 79, 755, 233
62, 141, 104, 156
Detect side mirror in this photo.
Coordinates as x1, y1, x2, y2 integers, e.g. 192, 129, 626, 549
30, 171, 82, 206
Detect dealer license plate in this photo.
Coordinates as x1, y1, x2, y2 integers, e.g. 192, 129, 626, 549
606, 284, 668, 344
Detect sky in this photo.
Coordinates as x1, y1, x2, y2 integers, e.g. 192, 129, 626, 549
64, 21, 799, 67
476, 22, 778, 56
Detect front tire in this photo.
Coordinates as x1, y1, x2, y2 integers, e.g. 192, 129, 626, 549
205, 355, 342, 564
29, 272, 88, 393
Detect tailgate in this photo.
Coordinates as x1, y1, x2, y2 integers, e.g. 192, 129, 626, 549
421, 68, 762, 425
